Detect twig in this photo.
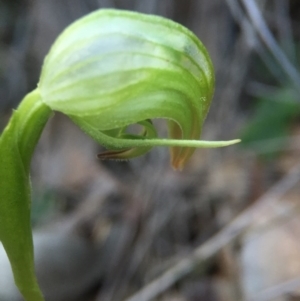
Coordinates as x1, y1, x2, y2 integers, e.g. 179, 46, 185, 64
124, 166, 300, 301
224, 0, 257, 48
241, 0, 300, 94
247, 276, 300, 301
274, 0, 296, 63
224, 0, 286, 86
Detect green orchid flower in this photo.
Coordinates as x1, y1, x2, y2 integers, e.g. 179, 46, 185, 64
0, 9, 239, 301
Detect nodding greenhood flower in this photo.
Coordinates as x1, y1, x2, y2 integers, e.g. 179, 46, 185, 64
38, 9, 239, 170
0, 9, 239, 301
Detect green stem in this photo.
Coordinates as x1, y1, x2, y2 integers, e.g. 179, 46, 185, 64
0, 89, 51, 301
72, 116, 241, 149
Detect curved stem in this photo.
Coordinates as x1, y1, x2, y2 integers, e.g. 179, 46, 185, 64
0, 89, 51, 301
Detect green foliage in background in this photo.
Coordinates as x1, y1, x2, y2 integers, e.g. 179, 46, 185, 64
241, 88, 300, 158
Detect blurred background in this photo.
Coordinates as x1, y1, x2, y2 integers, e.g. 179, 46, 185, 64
0, 0, 300, 301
